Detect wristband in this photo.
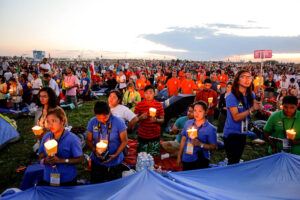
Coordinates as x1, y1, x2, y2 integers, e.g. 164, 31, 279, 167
41, 158, 45, 166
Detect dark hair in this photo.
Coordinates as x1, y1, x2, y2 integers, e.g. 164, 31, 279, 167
109, 90, 122, 104
144, 85, 155, 92
0, 75, 4, 83
194, 100, 208, 112
94, 101, 110, 115
20, 74, 28, 82
227, 81, 233, 86
37, 87, 58, 108
44, 73, 51, 78
283, 96, 297, 105
127, 82, 135, 89
10, 78, 17, 83
290, 78, 295, 83
47, 107, 66, 125
204, 79, 212, 84
232, 70, 253, 108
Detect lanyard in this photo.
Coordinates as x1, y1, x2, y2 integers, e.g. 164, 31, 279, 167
282, 118, 296, 137
51, 130, 65, 145
98, 122, 112, 147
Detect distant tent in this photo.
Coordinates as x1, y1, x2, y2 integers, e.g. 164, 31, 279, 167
0, 115, 20, 150
163, 94, 195, 125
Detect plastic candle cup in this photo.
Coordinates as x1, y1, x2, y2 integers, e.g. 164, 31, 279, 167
9, 89, 14, 94
286, 129, 296, 140
56, 79, 60, 83
208, 97, 213, 103
96, 140, 108, 153
44, 139, 58, 156
280, 105, 283, 110
217, 85, 220, 89
187, 127, 198, 139
149, 108, 157, 117
27, 82, 31, 87
32, 125, 44, 136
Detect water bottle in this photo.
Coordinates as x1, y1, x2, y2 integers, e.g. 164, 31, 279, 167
149, 157, 154, 169
224, 158, 228, 166
157, 166, 162, 174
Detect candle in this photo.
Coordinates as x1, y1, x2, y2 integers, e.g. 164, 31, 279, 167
116, 76, 120, 82
96, 140, 108, 153
280, 105, 283, 110
9, 89, 14, 94
286, 129, 296, 140
197, 83, 202, 88
208, 97, 213, 103
44, 139, 58, 156
56, 79, 60, 83
32, 125, 44, 136
27, 82, 31, 87
138, 83, 141, 88
187, 127, 198, 139
149, 107, 157, 117
64, 83, 69, 87
217, 85, 220, 89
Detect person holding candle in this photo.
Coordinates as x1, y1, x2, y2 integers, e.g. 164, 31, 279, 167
263, 96, 300, 155
177, 101, 217, 170
276, 88, 288, 110
218, 70, 229, 94
64, 67, 79, 108
20, 74, 31, 106
122, 82, 141, 112
38, 107, 83, 186
195, 79, 218, 123
86, 101, 128, 183
0, 76, 7, 108
135, 72, 150, 99
9, 78, 23, 111
134, 85, 164, 156
30, 71, 43, 104
223, 70, 262, 165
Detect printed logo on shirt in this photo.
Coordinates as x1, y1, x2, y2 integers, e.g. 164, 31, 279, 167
93, 126, 99, 131
238, 102, 243, 108
277, 120, 283, 126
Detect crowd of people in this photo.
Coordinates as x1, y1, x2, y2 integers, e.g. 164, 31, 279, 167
0, 56, 299, 186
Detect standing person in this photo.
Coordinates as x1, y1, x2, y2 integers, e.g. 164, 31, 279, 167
218, 70, 229, 94
117, 71, 127, 93
9, 78, 23, 111
64, 68, 79, 107
135, 73, 150, 99
44, 74, 60, 97
134, 85, 164, 156
20, 74, 31, 106
194, 79, 218, 123
30, 71, 43, 104
177, 101, 217, 170
263, 96, 300, 155
0, 76, 7, 108
86, 101, 128, 184
223, 70, 262, 165
166, 70, 180, 97
38, 107, 83, 186
39, 58, 51, 73
288, 78, 299, 97
210, 72, 220, 93
180, 71, 196, 94
80, 69, 91, 101
264, 75, 276, 99
217, 82, 232, 133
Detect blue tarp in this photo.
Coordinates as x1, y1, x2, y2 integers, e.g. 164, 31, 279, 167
169, 152, 300, 200
2, 152, 300, 200
0, 116, 20, 149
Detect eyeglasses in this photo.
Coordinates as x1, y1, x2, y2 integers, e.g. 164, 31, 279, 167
240, 75, 252, 80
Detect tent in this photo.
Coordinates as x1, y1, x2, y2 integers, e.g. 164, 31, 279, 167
169, 152, 300, 200
0, 115, 20, 150
3, 152, 299, 200
163, 94, 195, 125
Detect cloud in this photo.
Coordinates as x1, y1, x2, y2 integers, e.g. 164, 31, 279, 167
141, 25, 300, 60
206, 23, 267, 29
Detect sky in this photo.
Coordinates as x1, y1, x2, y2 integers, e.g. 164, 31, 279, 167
1, 0, 300, 62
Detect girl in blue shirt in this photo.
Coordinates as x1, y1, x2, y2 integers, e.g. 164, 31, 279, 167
223, 70, 262, 165
177, 101, 217, 171
38, 107, 83, 186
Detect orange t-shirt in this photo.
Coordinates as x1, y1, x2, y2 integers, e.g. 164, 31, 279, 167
218, 75, 228, 88
166, 78, 180, 96
179, 71, 186, 82
156, 76, 166, 91
180, 79, 196, 94
195, 80, 204, 90
136, 79, 150, 98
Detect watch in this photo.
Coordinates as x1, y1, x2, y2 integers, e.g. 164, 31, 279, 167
65, 159, 69, 164
200, 143, 204, 148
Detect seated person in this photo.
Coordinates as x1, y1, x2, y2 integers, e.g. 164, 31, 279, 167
177, 101, 217, 170
86, 101, 128, 184
134, 85, 164, 156
38, 107, 83, 186
108, 90, 139, 131
122, 82, 141, 112
264, 96, 300, 155
161, 104, 194, 158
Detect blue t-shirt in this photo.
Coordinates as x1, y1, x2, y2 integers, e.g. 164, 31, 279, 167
174, 116, 188, 143
87, 115, 127, 167
223, 92, 255, 138
38, 130, 83, 183
21, 81, 31, 95
181, 120, 217, 162
81, 77, 91, 92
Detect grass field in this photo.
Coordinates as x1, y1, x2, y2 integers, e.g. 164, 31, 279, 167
0, 97, 269, 193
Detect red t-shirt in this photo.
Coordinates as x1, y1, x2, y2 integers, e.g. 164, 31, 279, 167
195, 89, 217, 116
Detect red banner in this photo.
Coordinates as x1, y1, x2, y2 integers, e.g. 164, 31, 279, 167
254, 50, 272, 59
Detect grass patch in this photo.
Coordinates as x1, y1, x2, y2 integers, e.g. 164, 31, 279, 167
0, 96, 269, 193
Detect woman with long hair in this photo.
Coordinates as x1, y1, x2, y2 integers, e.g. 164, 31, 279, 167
217, 82, 233, 132
276, 88, 288, 109
223, 70, 262, 165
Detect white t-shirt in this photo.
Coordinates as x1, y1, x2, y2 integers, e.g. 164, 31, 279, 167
4, 71, 13, 81
31, 78, 43, 95
2, 62, 9, 71
119, 75, 127, 89
111, 105, 136, 123
49, 79, 60, 96
40, 63, 51, 72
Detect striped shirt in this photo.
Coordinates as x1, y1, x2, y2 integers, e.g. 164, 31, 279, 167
134, 99, 164, 139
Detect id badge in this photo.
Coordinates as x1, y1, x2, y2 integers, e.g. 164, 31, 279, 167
186, 142, 194, 155
282, 139, 290, 150
50, 173, 60, 186
241, 120, 248, 133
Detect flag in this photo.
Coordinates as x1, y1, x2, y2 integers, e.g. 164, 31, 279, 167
51, 60, 55, 72
90, 61, 95, 76
17, 56, 22, 74
87, 66, 91, 79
